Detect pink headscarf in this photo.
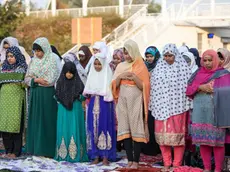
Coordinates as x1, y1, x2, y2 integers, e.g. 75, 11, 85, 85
217, 48, 230, 71
186, 49, 222, 98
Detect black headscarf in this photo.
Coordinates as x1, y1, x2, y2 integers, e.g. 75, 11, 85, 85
55, 61, 84, 110
51, 45, 62, 60
33, 43, 43, 52
189, 48, 201, 67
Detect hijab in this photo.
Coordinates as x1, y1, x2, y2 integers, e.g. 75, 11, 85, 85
1, 46, 27, 73
217, 48, 230, 71
186, 49, 221, 98
144, 46, 161, 72
83, 43, 113, 102
55, 61, 84, 110
183, 51, 198, 73
149, 43, 191, 120
178, 45, 189, 55
27, 37, 59, 85
51, 45, 62, 60
63, 52, 88, 85
189, 48, 201, 67
109, 48, 125, 72
78, 45, 92, 69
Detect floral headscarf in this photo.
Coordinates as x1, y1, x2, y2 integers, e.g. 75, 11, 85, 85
27, 37, 59, 85
2, 46, 27, 73
144, 46, 161, 72
110, 48, 125, 72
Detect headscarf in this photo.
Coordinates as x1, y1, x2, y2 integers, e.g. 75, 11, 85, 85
109, 48, 125, 72
26, 37, 59, 85
217, 48, 230, 71
112, 39, 150, 122
1, 46, 27, 72
144, 46, 161, 72
149, 43, 191, 120
63, 52, 88, 85
178, 45, 189, 55
189, 48, 201, 67
0, 37, 20, 64
78, 45, 92, 69
183, 51, 198, 73
51, 45, 62, 60
186, 49, 221, 98
55, 61, 84, 110
83, 44, 113, 101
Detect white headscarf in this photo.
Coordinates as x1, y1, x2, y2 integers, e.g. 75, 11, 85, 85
178, 45, 189, 55
83, 43, 113, 102
183, 51, 198, 73
0, 37, 30, 64
149, 43, 191, 120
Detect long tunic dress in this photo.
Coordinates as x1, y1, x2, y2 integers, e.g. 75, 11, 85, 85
87, 95, 116, 161
55, 97, 88, 162
26, 79, 57, 157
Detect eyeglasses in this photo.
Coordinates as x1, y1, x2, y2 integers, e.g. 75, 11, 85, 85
164, 54, 174, 57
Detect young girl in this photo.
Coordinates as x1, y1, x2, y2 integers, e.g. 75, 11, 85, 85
55, 61, 88, 162
83, 48, 116, 166
109, 48, 125, 72
0, 46, 28, 158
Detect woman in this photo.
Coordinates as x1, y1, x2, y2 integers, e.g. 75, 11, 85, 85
112, 39, 150, 169
55, 61, 88, 162
217, 48, 230, 71
109, 48, 125, 72
183, 52, 198, 74
189, 48, 201, 67
149, 44, 191, 171
84, 47, 116, 165
186, 50, 229, 172
0, 46, 27, 158
78, 45, 92, 69
51, 45, 63, 74
25, 37, 59, 158
142, 46, 161, 156
0, 37, 30, 65
63, 53, 88, 85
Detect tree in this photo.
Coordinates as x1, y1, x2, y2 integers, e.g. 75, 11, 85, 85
147, 1, 161, 13
88, 0, 114, 7
0, 1, 24, 40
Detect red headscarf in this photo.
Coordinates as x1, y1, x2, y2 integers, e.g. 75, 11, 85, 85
186, 49, 222, 98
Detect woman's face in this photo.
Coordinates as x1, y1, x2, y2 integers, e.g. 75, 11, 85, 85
113, 54, 122, 65
65, 71, 74, 79
7, 52, 16, 65
203, 55, 214, 70
34, 50, 44, 59
79, 54, 86, 61
93, 48, 100, 55
218, 52, 225, 66
123, 48, 133, 63
164, 53, 175, 65
145, 53, 155, 64
3, 43, 10, 50
94, 59, 102, 72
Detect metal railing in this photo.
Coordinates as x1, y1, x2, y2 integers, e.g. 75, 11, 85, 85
29, 4, 146, 18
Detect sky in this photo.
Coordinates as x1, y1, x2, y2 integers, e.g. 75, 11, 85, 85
1, 0, 230, 9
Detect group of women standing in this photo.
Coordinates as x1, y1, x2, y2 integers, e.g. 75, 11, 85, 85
1, 36, 230, 172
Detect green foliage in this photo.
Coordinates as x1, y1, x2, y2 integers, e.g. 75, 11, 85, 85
13, 15, 72, 55
0, 1, 24, 40
88, 0, 115, 7
147, 2, 161, 13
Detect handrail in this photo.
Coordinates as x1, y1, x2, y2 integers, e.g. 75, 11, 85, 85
102, 4, 148, 43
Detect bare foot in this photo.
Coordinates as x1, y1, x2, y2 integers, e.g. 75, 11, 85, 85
130, 162, 138, 169
161, 166, 170, 172
90, 158, 99, 165
8, 154, 16, 159
102, 158, 109, 166
126, 161, 133, 168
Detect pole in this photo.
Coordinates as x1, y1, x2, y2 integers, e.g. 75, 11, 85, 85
161, 0, 167, 16
211, 0, 215, 16
25, 0, 30, 16
82, 0, 89, 16
119, 0, 124, 18
51, 0, 56, 16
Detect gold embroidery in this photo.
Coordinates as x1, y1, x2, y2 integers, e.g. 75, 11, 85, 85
68, 136, 77, 160
97, 131, 106, 150
107, 132, 112, 150
93, 96, 100, 144
58, 137, 67, 159
155, 133, 185, 146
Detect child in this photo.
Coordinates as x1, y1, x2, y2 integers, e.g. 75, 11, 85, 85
110, 48, 125, 72
0, 46, 28, 158
83, 49, 116, 166
55, 61, 88, 162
